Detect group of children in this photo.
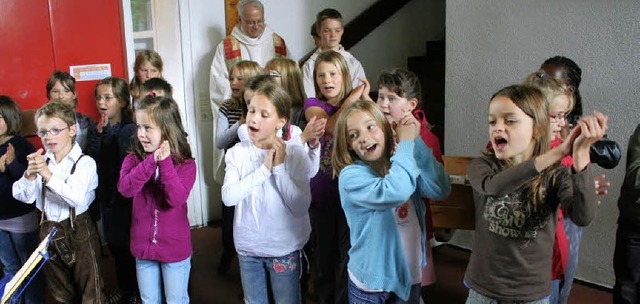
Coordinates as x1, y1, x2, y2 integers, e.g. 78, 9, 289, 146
1, 48, 196, 304
0, 5, 622, 304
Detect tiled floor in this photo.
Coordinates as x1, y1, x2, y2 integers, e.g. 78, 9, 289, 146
99, 225, 611, 303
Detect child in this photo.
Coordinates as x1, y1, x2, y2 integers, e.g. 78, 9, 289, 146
265, 58, 308, 129
0, 96, 42, 304
332, 100, 450, 303
464, 84, 603, 302
143, 77, 173, 98
130, 50, 164, 102
46, 71, 96, 151
222, 83, 316, 303
86, 77, 139, 303
304, 50, 369, 304
117, 95, 196, 304
302, 8, 366, 98
12, 101, 105, 303
214, 60, 262, 276
375, 68, 443, 290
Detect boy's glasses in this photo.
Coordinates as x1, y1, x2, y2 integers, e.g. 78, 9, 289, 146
95, 95, 115, 101
37, 127, 69, 138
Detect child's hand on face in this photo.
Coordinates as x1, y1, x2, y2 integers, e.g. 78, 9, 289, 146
395, 112, 420, 141
301, 116, 327, 148
154, 141, 171, 162
272, 137, 286, 167
96, 113, 108, 133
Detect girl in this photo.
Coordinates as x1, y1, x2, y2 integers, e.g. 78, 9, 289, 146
540, 57, 619, 304
46, 71, 96, 151
222, 83, 315, 303
264, 58, 308, 128
130, 50, 164, 103
117, 95, 196, 304
304, 50, 369, 304
214, 60, 261, 275
332, 100, 450, 303
375, 68, 443, 289
86, 77, 139, 303
0, 96, 42, 304
465, 85, 603, 303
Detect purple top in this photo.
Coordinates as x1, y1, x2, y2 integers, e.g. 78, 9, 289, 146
304, 97, 341, 209
118, 153, 196, 262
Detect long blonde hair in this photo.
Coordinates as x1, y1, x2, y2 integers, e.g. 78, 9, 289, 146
332, 100, 393, 177
224, 60, 263, 110
265, 58, 307, 109
523, 70, 574, 113
313, 51, 351, 106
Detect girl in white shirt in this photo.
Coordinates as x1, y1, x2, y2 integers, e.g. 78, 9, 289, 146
222, 83, 319, 304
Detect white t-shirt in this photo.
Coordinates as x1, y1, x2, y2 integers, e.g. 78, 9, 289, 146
394, 200, 423, 284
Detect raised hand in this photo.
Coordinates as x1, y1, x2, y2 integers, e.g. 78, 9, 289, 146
263, 147, 275, 171
0, 143, 15, 173
273, 137, 286, 167
343, 83, 366, 106
572, 112, 608, 171
25, 149, 46, 180
96, 113, 109, 133
358, 78, 373, 102
301, 116, 327, 148
395, 112, 420, 142
154, 140, 171, 162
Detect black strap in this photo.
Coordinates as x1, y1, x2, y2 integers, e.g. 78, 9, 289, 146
40, 154, 86, 230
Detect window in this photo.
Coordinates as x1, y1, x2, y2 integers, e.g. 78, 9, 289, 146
131, 0, 156, 51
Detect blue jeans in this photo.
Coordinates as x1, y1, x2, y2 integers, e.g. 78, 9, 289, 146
348, 278, 421, 304
135, 256, 191, 304
549, 217, 584, 304
466, 288, 549, 304
0, 229, 44, 304
238, 250, 301, 304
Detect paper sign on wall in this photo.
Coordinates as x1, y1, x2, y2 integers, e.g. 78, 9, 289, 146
69, 64, 112, 81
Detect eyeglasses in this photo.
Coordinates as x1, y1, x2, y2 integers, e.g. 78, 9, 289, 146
37, 126, 69, 138
268, 71, 281, 77
549, 113, 567, 121
95, 95, 115, 101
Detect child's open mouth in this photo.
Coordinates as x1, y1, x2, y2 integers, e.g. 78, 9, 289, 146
493, 136, 507, 151
364, 143, 377, 154
248, 126, 259, 133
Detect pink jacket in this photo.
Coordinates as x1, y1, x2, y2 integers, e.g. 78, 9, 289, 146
118, 153, 196, 262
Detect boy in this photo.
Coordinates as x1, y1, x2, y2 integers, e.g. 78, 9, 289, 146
13, 101, 105, 303
302, 8, 367, 98
142, 77, 173, 98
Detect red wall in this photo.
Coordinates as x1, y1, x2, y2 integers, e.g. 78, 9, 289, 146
0, 0, 128, 147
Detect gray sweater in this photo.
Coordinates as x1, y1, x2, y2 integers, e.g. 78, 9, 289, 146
465, 156, 597, 302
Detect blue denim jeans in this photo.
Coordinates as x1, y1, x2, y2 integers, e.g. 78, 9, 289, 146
238, 250, 301, 304
549, 217, 584, 304
348, 278, 421, 304
135, 256, 191, 304
0, 229, 44, 304
466, 288, 549, 304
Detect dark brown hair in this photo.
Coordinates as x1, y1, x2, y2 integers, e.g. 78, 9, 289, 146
0, 96, 22, 136
95, 77, 133, 123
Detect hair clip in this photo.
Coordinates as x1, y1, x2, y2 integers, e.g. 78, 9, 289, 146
539, 72, 549, 78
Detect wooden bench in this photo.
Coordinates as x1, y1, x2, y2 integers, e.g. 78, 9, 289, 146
431, 156, 476, 230
19, 109, 37, 138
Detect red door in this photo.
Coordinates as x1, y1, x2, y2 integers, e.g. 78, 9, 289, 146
0, 0, 128, 147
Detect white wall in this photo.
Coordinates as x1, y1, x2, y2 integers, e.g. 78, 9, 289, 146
445, 0, 640, 287
181, 0, 444, 221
